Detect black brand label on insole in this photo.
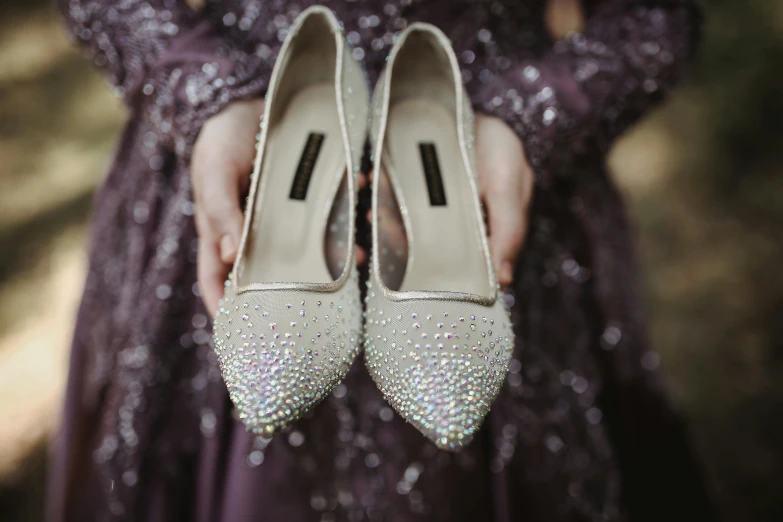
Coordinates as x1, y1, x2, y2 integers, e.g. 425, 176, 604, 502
418, 142, 447, 206
289, 132, 325, 201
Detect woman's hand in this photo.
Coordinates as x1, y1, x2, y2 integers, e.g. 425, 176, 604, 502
191, 102, 532, 317
474, 113, 535, 287
361, 113, 534, 288
192, 99, 264, 316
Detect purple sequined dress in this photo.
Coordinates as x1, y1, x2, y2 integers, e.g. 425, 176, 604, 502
49, 1, 715, 521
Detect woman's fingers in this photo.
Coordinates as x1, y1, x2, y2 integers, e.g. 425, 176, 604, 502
484, 177, 527, 287
191, 99, 263, 316
197, 236, 228, 316
196, 156, 247, 264
192, 158, 247, 317
192, 148, 248, 318
475, 114, 535, 287
193, 173, 242, 317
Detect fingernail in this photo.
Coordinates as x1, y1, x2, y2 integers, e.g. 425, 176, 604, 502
499, 262, 513, 286
219, 234, 237, 263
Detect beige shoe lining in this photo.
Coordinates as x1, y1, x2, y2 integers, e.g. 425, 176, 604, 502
242, 81, 346, 285
379, 32, 491, 297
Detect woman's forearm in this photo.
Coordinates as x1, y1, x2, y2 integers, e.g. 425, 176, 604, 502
60, 0, 270, 154
475, 0, 703, 170
58, 0, 199, 98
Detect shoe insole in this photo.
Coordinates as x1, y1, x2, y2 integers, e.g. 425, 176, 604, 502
385, 99, 489, 296
243, 84, 345, 285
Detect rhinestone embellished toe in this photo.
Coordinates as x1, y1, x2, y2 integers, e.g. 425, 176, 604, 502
214, 271, 362, 436
363, 282, 514, 451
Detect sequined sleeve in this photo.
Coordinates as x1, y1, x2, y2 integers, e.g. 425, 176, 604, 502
475, 0, 702, 172
59, 0, 271, 154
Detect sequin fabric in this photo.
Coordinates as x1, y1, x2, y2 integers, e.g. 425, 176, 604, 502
51, 1, 715, 522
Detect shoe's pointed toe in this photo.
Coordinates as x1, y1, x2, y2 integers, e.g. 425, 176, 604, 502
376, 349, 502, 451
214, 276, 362, 436
363, 292, 513, 451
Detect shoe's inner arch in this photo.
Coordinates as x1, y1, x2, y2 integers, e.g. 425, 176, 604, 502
380, 32, 492, 297
239, 17, 349, 287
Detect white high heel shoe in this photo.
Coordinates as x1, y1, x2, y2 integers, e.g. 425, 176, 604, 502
364, 23, 514, 451
212, 6, 369, 437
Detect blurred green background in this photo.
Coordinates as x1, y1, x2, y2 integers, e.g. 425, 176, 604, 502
0, 0, 781, 520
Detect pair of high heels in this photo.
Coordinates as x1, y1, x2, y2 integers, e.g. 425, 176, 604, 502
212, 6, 513, 451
